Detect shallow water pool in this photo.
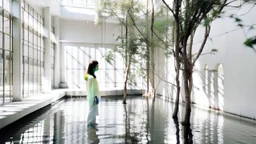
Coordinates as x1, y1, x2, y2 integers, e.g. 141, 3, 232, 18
0, 96, 256, 144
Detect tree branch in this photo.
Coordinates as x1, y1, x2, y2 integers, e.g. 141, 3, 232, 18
162, 0, 178, 21
192, 25, 211, 67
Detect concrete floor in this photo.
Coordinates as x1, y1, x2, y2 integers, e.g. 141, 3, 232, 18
1, 96, 256, 144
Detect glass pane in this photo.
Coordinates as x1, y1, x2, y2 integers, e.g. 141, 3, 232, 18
34, 47, 37, 59
24, 28, 28, 41
25, 3, 29, 11
4, 34, 10, 50
23, 44, 28, 57
24, 11, 28, 24
29, 14, 33, 28
0, 15, 2, 32
0, 50, 3, 96
29, 46, 33, 58
29, 31, 33, 42
4, 15, 10, 34
4, 51, 10, 86
4, 0, 10, 12
40, 51, 44, 62
0, 33, 3, 49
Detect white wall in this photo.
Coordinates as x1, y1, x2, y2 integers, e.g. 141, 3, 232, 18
156, 3, 256, 119
60, 19, 120, 44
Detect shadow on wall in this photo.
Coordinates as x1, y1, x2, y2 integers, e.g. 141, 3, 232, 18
194, 64, 224, 111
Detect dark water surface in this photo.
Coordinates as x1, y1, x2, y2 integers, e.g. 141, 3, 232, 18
1, 96, 256, 144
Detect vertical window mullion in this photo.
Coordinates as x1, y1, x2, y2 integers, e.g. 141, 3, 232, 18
9, 13, 12, 101
22, 15, 25, 98
3, 34, 5, 103
32, 9, 34, 95
27, 5, 30, 97
1, 9, 4, 103
37, 13, 39, 94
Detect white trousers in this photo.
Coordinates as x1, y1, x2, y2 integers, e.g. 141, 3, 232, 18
87, 103, 99, 126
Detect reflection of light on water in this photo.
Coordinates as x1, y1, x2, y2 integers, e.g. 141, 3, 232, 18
21, 121, 45, 143
2, 97, 256, 144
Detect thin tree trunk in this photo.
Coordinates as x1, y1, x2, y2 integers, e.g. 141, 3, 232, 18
172, 0, 181, 119
146, 0, 150, 96
151, 0, 155, 102
182, 69, 192, 125
123, 13, 129, 104
125, 14, 128, 68
172, 62, 180, 119
123, 54, 132, 104
181, 33, 191, 125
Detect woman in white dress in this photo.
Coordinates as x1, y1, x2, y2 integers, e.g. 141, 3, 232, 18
84, 60, 100, 129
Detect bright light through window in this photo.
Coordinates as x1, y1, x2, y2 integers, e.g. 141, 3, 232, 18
61, 0, 97, 8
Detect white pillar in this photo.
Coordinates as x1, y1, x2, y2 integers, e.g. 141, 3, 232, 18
58, 17, 68, 88
59, 43, 68, 88
43, 7, 51, 93
208, 69, 212, 107
54, 16, 61, 88
12, 0, 22, 101
213, 71, 219, 109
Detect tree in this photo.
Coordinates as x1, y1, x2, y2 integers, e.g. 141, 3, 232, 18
161, 0, 256, 125
98, 0, 173, 104
98, 0, 146, 104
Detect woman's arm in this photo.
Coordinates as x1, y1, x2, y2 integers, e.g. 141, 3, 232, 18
88, 77, 95, 107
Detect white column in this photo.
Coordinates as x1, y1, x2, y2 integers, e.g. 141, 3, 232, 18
208, 69, 212, 107
213, 71, 219, 109
12, 0, 22, 101
54, 16, 61, 88
59, 43, 68, 88
43, 7, 51, 93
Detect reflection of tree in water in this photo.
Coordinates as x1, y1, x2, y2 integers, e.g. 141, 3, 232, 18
146, 97, 150, 142
111, 102, 140, 143
183, 124, 193, 144
123, 102, 140, 143
173, 118, 180, 144
181, 105, 193, 144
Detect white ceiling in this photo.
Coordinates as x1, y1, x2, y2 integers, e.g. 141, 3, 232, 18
25, 0, 119, 23
26, 0, 61, 16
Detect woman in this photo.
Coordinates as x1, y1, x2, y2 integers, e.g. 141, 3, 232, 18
84, 60, 100, 129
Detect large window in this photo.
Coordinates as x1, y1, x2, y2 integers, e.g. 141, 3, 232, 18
61, 0, 96, 8
65, 44, 144, 90
21, 1, 44, 98
0, 0, 12, 104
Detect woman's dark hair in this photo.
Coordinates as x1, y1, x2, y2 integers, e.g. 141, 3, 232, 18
86, 60, 98, 78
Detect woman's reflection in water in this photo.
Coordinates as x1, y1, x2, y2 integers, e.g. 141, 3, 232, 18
87, 127, 99, 144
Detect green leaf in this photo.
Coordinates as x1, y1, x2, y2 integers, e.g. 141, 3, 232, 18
238, 24, 243, 27
235, 18, 242, 22
204, 18, 211, 26
211, 49, 218, 52
244, 37, 256, 48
